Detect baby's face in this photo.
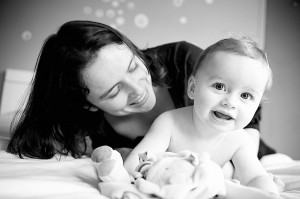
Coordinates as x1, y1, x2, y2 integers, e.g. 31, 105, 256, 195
189, 52, 269, 132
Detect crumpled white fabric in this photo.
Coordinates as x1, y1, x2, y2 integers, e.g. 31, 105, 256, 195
0, 150, 107, 199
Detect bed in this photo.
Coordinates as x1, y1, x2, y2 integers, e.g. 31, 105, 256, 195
0, 69, 300, 199
0, 151, 300, 199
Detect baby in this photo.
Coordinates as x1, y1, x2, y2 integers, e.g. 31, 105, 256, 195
125, 37, 279, 195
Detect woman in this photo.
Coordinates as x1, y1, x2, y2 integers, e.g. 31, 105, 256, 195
6, 20, 275, 159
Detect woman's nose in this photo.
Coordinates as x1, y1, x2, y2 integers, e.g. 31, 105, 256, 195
124, 76, 144, 97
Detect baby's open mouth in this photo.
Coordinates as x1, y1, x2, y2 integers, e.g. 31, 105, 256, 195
213, 111, 233, 120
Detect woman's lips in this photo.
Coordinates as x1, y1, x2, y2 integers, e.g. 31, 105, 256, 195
130, 91, 148, 106
136, 92, 147, 104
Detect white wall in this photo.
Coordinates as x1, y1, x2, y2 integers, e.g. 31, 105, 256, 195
5, 0, 300, 159
261, 0, 300, 160
0, 0, 266, 73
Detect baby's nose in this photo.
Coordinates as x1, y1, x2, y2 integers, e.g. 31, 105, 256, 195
221, 96, 237, 109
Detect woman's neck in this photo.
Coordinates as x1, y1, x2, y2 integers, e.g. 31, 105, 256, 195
104, 86, 175, 139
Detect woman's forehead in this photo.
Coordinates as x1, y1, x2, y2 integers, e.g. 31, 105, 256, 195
98, 44, 130, 59
82, 44, 133, 93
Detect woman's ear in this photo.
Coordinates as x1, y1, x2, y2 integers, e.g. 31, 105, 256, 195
83, 105, 99, 112
187, 76, 195, 100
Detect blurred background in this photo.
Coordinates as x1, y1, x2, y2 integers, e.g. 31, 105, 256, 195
0, 0, 299, 159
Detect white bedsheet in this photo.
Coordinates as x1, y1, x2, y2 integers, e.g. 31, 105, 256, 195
262, 154, 300, 199
0, 151, 300, 199
0, 151, 107, 199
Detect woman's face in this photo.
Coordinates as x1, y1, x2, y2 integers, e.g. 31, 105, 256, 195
81, 44, 156, 116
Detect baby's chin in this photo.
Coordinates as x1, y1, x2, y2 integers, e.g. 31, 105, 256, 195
212, 124, 239, 133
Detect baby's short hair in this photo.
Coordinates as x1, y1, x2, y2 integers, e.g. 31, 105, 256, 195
192, 36, 273, 91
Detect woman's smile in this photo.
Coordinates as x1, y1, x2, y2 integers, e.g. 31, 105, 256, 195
130, 90, 148, 106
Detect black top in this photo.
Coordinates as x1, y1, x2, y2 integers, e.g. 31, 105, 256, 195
90, 41, 275, 158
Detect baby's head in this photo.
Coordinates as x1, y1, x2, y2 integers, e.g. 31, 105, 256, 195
192, 37, 272, 92
188, 37, 272, 131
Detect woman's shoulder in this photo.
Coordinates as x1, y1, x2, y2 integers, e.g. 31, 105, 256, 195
144, 41, 202, 53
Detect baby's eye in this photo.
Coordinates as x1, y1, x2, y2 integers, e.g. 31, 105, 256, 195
108, 85, 121, 99
213, 82, 226, 91
241, 92, 253, 100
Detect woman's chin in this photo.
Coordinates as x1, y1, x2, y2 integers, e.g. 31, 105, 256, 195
125, 96, 156, 115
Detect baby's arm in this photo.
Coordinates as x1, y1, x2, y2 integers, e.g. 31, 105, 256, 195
244, 128, 260, 154
225, 180, 281, 199
232, 136, 279, 194
124, 112, 173, 175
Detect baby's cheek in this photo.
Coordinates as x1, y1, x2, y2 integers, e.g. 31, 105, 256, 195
239, 108, 257, 128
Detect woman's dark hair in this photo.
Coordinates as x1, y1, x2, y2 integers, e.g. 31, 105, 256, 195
6, 20, 167, 159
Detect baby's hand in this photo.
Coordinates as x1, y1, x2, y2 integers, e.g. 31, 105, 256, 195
138, 151, 157, 162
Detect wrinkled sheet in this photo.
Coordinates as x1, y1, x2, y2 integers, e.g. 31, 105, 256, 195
262, 154, 300, 199
0, 150, 300, 199
0, 151, 107, 199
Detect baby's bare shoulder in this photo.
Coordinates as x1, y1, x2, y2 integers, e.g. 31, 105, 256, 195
225, 130, 253, 146
159, 106, 192, 120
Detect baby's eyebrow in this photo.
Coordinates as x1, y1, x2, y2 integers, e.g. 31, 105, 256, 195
99, 54, 135, 99
245, 88, 260, 97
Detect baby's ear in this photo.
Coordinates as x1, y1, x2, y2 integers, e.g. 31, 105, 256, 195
187, 76, 196, 100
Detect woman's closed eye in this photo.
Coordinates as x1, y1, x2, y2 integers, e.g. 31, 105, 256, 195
129, 63, 138, 72
105, 63, 140, 100
107, 84, 122, 99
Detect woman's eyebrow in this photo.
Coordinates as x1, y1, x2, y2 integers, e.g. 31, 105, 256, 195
127, 53, 134, 71
99, 54, 135, 99
99, 85, 116, 99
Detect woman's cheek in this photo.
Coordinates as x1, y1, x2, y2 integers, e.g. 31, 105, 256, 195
99, 95, 127, 113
